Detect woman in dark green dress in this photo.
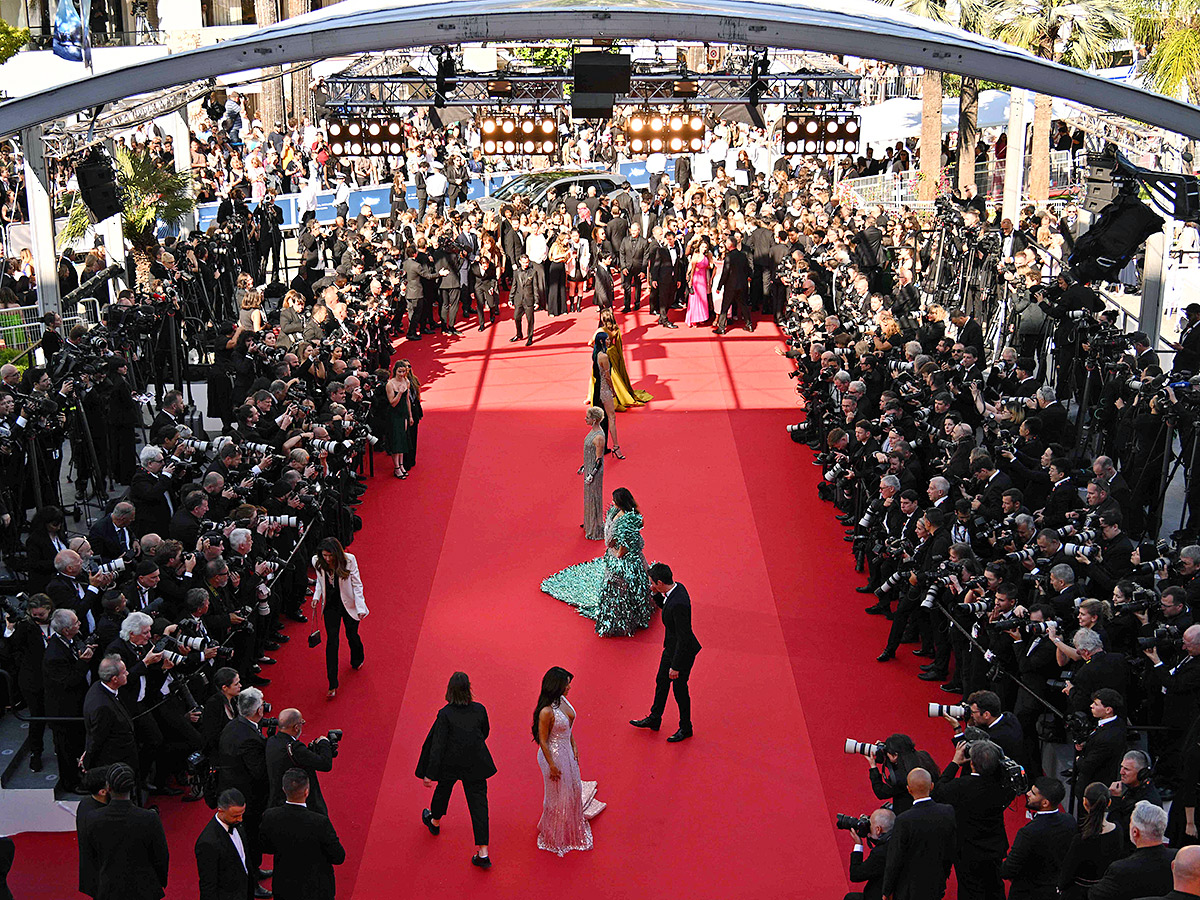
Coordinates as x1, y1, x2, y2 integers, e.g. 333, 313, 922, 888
541, 488, 653, 637
383, 359, 413, 478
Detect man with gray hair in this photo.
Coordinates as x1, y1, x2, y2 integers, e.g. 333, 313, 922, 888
45, 548, 111, 634
131, 444, 182, 538
1088, 800, 1174, 899
844, 808, 895, 900
87, 500, 138, 562
932, 739, 1016, 900
83, 654, 137, 771
218, 688, 271, 893
44, 607, 94, 793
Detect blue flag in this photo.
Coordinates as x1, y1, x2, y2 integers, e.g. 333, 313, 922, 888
51, 0, 85, 64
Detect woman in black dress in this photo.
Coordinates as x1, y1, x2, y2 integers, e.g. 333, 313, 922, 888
416, 672, 497, 869
398, 359, 423, 473
1058, 781, 1128, 898
382, 360, 412, 479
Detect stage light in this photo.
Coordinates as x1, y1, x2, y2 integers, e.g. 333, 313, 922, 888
483, 139, 497, 154
541, 118, 554, 134
784, 119, 799, 135
521, 119, 534, 134
624, 106, 705, 157
367, 122, 381, 136
805, 119, 818, 134
487, 79, 512, 98
331, 142, 343, 154
631, 138, 644, 152
388, 122, 401, 136
502, 119, 515, 134
689, 137, 702, 151
845, 119, 858, 135
541, 140, 555, 153
630, 116, 644, 132
650, 114, 664, 131
673, 79, 699, 98
523, 140, 535, 153
482, 118, 497, 134
349, 122, 361, 136
671, 115, 684, 132
650, 137, 664, 152
503, 139, 516, 153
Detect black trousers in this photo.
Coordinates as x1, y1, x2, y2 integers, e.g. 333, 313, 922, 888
956, 857, 1004, 900
19, 676, 45, 754
406, 296, 422, 338
439, 288, 460, 330
50, 722, 84, 789
323, 599, 364, 690
650, 272, 674, 322
431, 777, 489, 844
514, 302, 535, 340
717, 288, 747, 331
649, 651, 694, 730
622, 269, 645, 311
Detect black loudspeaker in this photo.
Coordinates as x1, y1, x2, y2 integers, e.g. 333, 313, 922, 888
571, 92, 615, 120
1083, 170, 1120, 214
76, 159, 122, 222
573, 52, 631, 93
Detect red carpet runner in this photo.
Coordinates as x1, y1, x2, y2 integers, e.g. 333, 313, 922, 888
10, 307, 967, 898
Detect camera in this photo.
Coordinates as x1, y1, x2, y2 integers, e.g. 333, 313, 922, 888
844, 738, 883, 761
835, 813, 871, 837
930, 703, 967, 718
1137, 625, 1183, 651
959, 599, 991, 616
84, 557, 127, 577
1, 592, 31, 619
263, 515, 300, 529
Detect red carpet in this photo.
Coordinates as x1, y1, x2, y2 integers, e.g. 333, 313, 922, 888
9, 303, 983, 899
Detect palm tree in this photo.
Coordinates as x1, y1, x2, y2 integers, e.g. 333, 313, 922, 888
989, 0, 1128, 202
880, 0, 951, 200
1131, 0, 1200, 103
59, 146, 194, 286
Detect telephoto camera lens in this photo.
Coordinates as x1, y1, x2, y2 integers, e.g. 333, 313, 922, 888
835, 813, 871, 836
929, 703, 967, 718
843, 738, 881, 757
959, 599, 991, 615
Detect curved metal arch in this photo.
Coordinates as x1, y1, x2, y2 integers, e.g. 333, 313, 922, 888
2, 0, 1199, 139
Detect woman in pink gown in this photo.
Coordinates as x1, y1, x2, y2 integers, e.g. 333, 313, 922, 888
685, 238, 713, 326
534, 666, 605, 855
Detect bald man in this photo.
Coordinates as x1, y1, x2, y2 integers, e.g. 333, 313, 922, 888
882, 768, 956, 900
845, 808, 895, 900
265, 707, 335, 816
1149, 844, 1200, 898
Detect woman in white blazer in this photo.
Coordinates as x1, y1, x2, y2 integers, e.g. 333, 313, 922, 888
311, 537, 369, 698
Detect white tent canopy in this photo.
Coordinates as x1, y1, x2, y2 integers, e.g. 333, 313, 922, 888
859, 90, 1076, 146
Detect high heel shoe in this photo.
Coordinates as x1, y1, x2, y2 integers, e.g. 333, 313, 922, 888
612, 448, 626, 460
394, 466, 403, 478
326, 689, 337, 699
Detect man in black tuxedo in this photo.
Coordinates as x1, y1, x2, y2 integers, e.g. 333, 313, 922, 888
1090, 800, 1175, 900
950, 308, 986, 360
266, 708, 334, 816
882, 768, 956, 900
715, 232, 751, 334
647, 227, 679, 328
631, 562, 701, 742
1077, 689, 1130, 791
845, 809, 894, 900
259, 769, 345, 900
195, 788, 254, 900
932, 740, 1017, 900
75, 767, 109, 898
218, 688, 271, 896
43, 609, 94, 793
88, 501, 138, 562
509, 254, 545, 347
962, 690, 1026, 767
150, 390, 185, 437
10, 594, 52, 772
82, 655, 138, 773
79, 763, 169, 900
1002, 777, 1076, 900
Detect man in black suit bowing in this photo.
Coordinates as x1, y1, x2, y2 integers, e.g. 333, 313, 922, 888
195, 788, 254, 900
882, 768, 956, 900
631, 562, 701, 742
259, 769, 345, 900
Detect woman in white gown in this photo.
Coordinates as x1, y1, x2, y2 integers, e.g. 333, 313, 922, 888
533, 666, 605, 855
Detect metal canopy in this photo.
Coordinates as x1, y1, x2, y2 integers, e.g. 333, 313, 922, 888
2, 0, 1200, 138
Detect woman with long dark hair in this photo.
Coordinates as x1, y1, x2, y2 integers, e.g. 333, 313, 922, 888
1057, 781, 1127, 898
541, 487, 653, 636
310, 537, 368, 698
533, 666, 605, 855
416, 672, 497, 869
866, 733, 939, 815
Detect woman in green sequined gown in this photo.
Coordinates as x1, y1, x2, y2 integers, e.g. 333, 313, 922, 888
541, 488, 654, 637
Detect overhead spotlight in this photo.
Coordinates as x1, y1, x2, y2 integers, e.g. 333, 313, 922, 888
331, 142, 344, 154
630, 116, 644, 132
689, 137, 702, 151
845, 119, 859, 135
541, 118, 555, 134
804, 119, 819, 134
370, 141, 382, 154
487, 79, 512, 98
673, 79, 699, 98
388, 140, 403, 154
650, 114, 664, 131
482, 118, 497, 134
670, 115, 684, 132
523, 140, 535, 153
541, 140, 555, 153
388, 122, 401, 136
480, 114, 558, 157
521, 119, 534, 134
367, 122, 381, 136
348, 122, 361, 136
670, 137, 683, 152
650, 137, 664, 152
502, 119, 515, 134
631, 138, 645, 152
503, 139, 516, 153
483, 139, 497, 154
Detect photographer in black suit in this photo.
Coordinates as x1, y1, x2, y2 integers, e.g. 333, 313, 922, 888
266, 708, 334, 816
845, 808, 895, 900
631, 562, 702, 742
260, 769, 345, 900
217, 688, 272, 898
44, 608, 95, 793
194, 788, 253, 900
83, 655, 138, 773
932, 740, 1018, 900
882, 767, 957, 900
1002, 777, 1076, 900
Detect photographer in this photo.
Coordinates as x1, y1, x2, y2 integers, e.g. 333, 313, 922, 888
43, 607, 94, 793
843, 808, 895, 900
932, 740, 1018, 900
1075, 689, 1130, 792
865, 733, 939, 815
265, 708, 335, 817
1002, 777, 1075, 900
131, 446, 185, 539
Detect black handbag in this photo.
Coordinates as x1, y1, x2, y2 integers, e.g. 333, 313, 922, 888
309, 598, 322, 647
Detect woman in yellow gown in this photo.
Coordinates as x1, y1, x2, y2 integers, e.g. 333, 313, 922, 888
588, 308, 653, 411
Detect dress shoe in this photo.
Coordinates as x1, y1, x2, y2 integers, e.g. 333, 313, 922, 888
855, 585, 876, 595
264, 641, 281, 652
352, 659, 366, 671
29, 753, 42, 772
666, 728, 693, 743
251, 664, 262, 674
920, 663, 936, 672
939, 683, 964, 694
254, 885, 273, 898
864, 605, 890, 616
257, 656, 277, 666
422, 808, 440, 835
408, 333, 422, 341
271, 633, 289, 644
249, 675, 271, 687
525, 338, 533, 346
912, 649, 934, 658
837, 514, 855, 524
917, 670, 948, 682
663, 322, 678, 329
284, 611, 308, 623
509, 336, 521, 343
876, 651, 895, 662
629, 716, 661, 731
471, 854, 493, 869
258, 869, 273, 879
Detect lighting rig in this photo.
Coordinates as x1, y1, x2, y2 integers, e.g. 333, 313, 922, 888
624, 109, 706, 154
479, 112, 558, 156
326, 116, 405, 158
780, 111, 860, 156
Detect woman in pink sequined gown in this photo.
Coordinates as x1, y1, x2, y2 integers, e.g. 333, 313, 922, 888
533, 666, 605, 855
685, 238, 713, 326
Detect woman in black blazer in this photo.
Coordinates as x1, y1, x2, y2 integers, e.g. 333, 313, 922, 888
24, 505, 67, 593
416, 672, 497, 869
